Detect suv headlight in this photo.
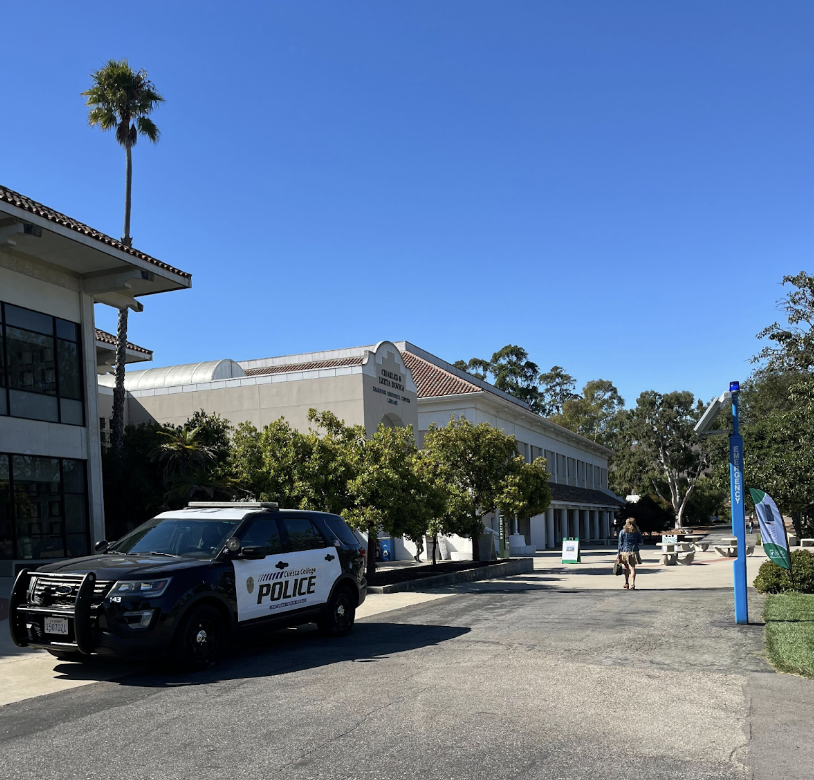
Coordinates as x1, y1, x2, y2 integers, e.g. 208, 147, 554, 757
110, 578, 172, 598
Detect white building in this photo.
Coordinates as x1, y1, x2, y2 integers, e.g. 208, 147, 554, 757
0, 185, 191, 576
103, 340, 621, 557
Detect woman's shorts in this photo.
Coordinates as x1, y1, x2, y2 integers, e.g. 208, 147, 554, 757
620, 551, 639, 567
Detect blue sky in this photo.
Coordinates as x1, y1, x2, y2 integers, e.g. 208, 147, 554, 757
2, 1, 812, 407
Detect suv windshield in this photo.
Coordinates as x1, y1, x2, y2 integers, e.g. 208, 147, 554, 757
111, 517, 240, 559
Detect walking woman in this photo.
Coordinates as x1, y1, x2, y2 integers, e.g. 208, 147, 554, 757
617, 518, 643, 590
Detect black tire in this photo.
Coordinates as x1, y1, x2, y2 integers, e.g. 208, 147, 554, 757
47, 649, 86, 662
172, 605, 225, 671
318, 586, 356, 637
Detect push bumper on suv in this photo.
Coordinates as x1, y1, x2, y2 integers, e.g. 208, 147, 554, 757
9, 569, 174, 658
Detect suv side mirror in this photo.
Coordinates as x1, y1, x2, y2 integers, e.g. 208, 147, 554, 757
241, 546, 267, 560
95, 540, 109, 553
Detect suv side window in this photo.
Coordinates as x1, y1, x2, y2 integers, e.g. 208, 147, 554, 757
281, 517, 326, 552
240, 518, 283, 556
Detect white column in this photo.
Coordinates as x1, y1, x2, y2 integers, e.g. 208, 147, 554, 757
529, 513, 546, 551
591, 510, 598, 541
80, 288, 105, 546
560, 508, 568, 543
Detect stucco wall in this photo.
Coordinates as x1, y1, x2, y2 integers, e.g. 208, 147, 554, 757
126, 373, 368, 432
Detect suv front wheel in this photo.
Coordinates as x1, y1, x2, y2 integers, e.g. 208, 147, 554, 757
318, 586, 355, 637
172, 604, 225, 671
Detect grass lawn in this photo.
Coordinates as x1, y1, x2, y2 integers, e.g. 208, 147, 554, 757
764, 593, 814, 679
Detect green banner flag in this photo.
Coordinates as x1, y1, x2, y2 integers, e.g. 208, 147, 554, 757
748, 488, 791, 570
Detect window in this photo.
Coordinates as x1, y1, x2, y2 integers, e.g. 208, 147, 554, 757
323, 516, 359, 547
600, 468, 608, 489
241, 518, 283, 556
567, 457, 576, 486
586, 464, 594, 488
281, 517, 325, 551
0, 454, 89, 560
0, 302, 84, 425
557, 454, 567, 484
544, 451, 555, 480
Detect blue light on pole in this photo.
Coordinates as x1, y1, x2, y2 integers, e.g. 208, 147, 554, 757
729, 382, 748, 624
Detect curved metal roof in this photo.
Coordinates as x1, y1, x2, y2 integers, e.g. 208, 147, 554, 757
99, 359, 246, 390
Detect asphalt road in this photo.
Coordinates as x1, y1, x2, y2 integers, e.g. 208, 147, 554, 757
0, 584, 811, 780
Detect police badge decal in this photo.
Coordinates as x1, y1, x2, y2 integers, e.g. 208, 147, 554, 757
246, 576, 254, 595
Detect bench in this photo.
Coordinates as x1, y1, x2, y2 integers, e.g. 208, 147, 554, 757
715, 544, 755, 557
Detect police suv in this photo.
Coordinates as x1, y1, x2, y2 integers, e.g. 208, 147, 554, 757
8, 503, 367, 670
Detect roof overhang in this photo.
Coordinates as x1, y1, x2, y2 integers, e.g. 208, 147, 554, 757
0, 193, 191, 312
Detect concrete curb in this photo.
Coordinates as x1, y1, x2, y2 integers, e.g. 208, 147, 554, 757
367, 557, 534, 594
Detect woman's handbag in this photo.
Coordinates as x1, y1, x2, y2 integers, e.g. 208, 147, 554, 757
612, 561, 624, 576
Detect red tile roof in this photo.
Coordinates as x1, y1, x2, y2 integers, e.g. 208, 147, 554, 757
244, 357, 364, 376
95, 328, 152, 355
401, 351, 482, 399
0, 185, 191, 279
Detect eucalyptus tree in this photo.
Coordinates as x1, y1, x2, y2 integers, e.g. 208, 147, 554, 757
82, 59, 164, 452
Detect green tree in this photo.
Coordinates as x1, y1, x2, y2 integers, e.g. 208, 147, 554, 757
455, 346, 544, 411
621, 495, 675, 535
616, 391, 709, 528
423, 416, 551, 560
553, 379, 625, 445
538, 366, 579, 416
82, 59, 164, 453
342, 424, 430, 576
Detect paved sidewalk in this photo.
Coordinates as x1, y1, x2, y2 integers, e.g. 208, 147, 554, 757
0, 545, 773, 708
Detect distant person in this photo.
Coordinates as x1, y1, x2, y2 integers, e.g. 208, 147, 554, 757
616, 518, 643, 590
747, 518, 754, 535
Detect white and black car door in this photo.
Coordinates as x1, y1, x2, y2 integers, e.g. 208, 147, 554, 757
232, 515, 341, 623
277, 516, 342, 611
232, 516, 290, 623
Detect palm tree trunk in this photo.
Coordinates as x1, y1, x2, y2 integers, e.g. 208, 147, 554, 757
123, 140, 133, 247
110, 307, 128, 453
111, 135, 133, 453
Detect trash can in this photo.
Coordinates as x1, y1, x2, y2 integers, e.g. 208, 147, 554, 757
378, 537, 395, 562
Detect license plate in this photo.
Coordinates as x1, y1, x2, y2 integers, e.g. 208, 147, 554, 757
44, 616, 69, 636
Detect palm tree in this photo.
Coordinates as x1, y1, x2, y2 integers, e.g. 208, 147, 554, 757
82, 59, 164, 452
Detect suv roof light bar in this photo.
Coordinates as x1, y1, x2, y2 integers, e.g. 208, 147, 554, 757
186, 501, 279, 510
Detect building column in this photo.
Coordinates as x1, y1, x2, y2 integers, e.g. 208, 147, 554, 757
560, 508, 569, 543
603, 510, 611, 542
80, 288, 105, 546
582, 509, 590, 541
591, 510, 599, 541
546, 508, 555, 549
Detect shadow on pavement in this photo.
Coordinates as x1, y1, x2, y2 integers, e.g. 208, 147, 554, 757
47, 621, 470, 689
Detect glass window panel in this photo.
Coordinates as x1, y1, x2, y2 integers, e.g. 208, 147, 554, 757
0, 392, 6, 416
64, 495, 87, 534
61, 459, 86, 494
6, 327, 56, 394
240, 518, 283, 556
281, 517, 323, 551
12, 455, 60, 487
57, 340, 82, 399
60, 398, 84, 426
0, 455, 10, 539
17, 535, 65, 559
5, 304, 53, 335
66, 534, 89, 558
55, 318, 79, 342
9, 390, 58, 422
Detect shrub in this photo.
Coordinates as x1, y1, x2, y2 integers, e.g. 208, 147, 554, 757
754, 549, 814, 594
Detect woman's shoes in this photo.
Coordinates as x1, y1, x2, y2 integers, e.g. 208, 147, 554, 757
630, 585, 636, 590
623, 583, 629, 589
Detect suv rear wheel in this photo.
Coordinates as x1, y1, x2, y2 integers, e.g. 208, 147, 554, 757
172, 605, 225, 671
318, 586, 355, 637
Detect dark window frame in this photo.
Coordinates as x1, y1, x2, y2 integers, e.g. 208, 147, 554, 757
0, 300, 85, 426
0, 452, 90, 561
